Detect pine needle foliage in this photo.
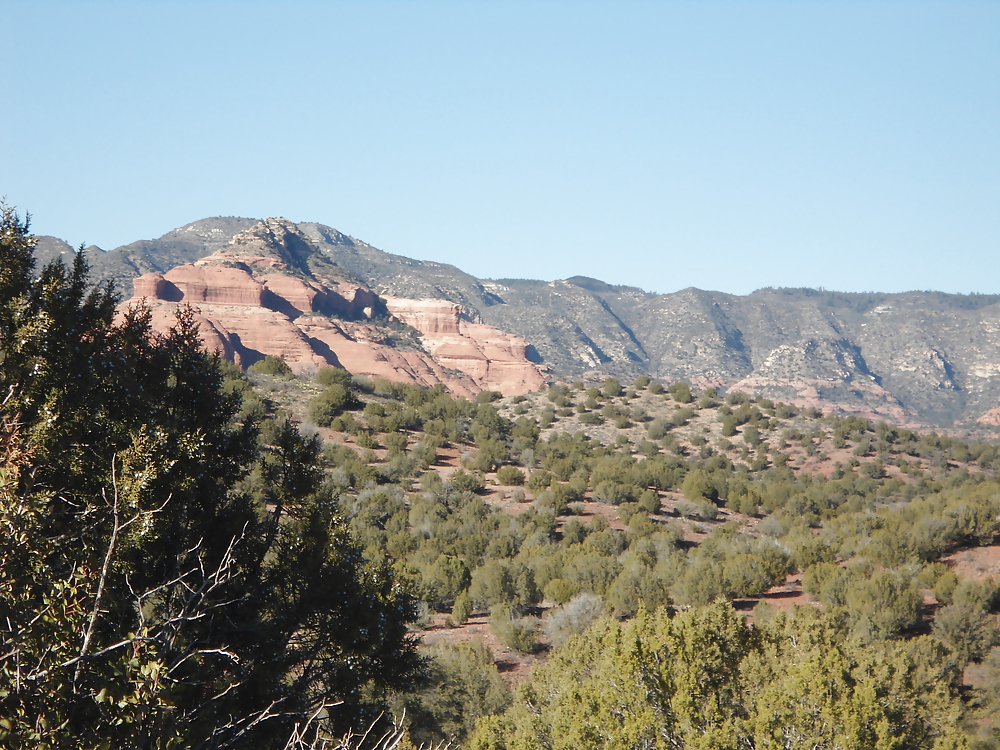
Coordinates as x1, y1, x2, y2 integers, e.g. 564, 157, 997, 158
0, 205, 420, 749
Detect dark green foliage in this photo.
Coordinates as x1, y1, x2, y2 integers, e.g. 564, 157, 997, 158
477, 390, 503, 404
472, 602, 969, 750
248, 353, 293, 376
933, 601, 999, 665
668, 381, 693, 403
802, 563, 922, 639
671, 407, 694, 427
395, 640, 511, 746
601, 378, 623, 399
419, 553, 472, 611
743, 422, 762, 446
309, 382, 362, 425
452, 590, 472, 624
490, 606, 541, 654
316, 365, 353, 387
469, 559, 541, 612
682, 468, 718, 502
450, 468, 486, 494
637, 489, 661, 513
496, 465, 525, 486
0, 207, 419, 748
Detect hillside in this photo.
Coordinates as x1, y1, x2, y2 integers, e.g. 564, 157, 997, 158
34, 216, 1000, 427
236, 364, 1000, 746
9, 195, 1000, 747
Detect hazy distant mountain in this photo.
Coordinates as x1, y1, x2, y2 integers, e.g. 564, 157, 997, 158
34, 217, 1000, 427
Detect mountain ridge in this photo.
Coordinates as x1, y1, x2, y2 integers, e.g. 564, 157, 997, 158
119, 217, 547, 397
33, 216, 1000, 428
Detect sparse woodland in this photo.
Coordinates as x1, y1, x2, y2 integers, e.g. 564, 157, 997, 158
7, 205, 1000, 748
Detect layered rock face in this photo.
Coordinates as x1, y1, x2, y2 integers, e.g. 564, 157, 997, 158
125, 219, 546, 397
385, 298, 547, 395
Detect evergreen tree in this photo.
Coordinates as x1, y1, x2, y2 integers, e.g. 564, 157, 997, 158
471, 602, 969, 750
0, 205, 420, 749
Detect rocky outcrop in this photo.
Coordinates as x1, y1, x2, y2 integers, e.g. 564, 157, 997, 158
125, 220, 546, 397
386, 298, 463, 335
295, 316, 481, 399
385, 298, 547, 394
978, 408, 1000, 427
153, 265, 267, 305
136, 300, 329, 372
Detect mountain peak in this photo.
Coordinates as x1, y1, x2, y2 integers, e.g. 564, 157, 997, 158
215, 217, 314, 274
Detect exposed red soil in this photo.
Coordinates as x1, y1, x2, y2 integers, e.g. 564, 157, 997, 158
943, 544, 1000, 582
416, 612, 551, 684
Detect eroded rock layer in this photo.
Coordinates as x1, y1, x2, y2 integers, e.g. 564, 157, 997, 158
385, 298, 547, 395
125, 219, 547, 397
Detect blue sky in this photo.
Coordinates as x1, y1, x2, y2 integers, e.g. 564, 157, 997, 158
3, 1, 997, 295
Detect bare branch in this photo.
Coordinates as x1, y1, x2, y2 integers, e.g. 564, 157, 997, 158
73, 456, 122, 685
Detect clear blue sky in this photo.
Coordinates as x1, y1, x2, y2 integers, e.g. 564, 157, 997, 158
3, 1, 997, 296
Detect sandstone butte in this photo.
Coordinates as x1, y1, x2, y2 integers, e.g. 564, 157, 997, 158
123, 218, 547, 397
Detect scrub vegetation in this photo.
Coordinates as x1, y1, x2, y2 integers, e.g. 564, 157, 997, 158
7, 205, 1000, 748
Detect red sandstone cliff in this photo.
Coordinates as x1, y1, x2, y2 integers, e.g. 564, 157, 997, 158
385, 298, 547, 395
125, 219, 547, 397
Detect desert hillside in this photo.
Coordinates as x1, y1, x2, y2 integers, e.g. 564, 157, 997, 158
34, 216, 1000, 427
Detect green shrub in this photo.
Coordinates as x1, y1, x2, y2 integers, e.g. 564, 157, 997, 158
497, 465, 526, 486
316, 365, 352, 387
638, 490, 660, 514
308, 383, 361, 426
544, 578, 579, 605
355, 431, 379, 449
647, 417, 670, 440
452, 591, 472, 624
682, 469, 719, 502
248, 354, 292, 376
490, 606, 541, 654
617, 502, 641, 526
383, 431, 409, 454
527, 470, 555, 493
450, 469, 486, 494
668, 381, 693, 403
671, 408, 693, 427
602, 378, 623, 399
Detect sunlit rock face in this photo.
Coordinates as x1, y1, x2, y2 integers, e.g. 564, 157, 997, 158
385, 298, 548, 395
124, 219, 547, 396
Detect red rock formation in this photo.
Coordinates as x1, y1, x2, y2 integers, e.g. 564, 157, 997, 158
123, 223, 548, 397
387, 298, 462, 335
132, 272, 178, 301
131, 298, 330, 372
385, 298, 547, 395
296, 316, 480, 399
153, 264, 267, 306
